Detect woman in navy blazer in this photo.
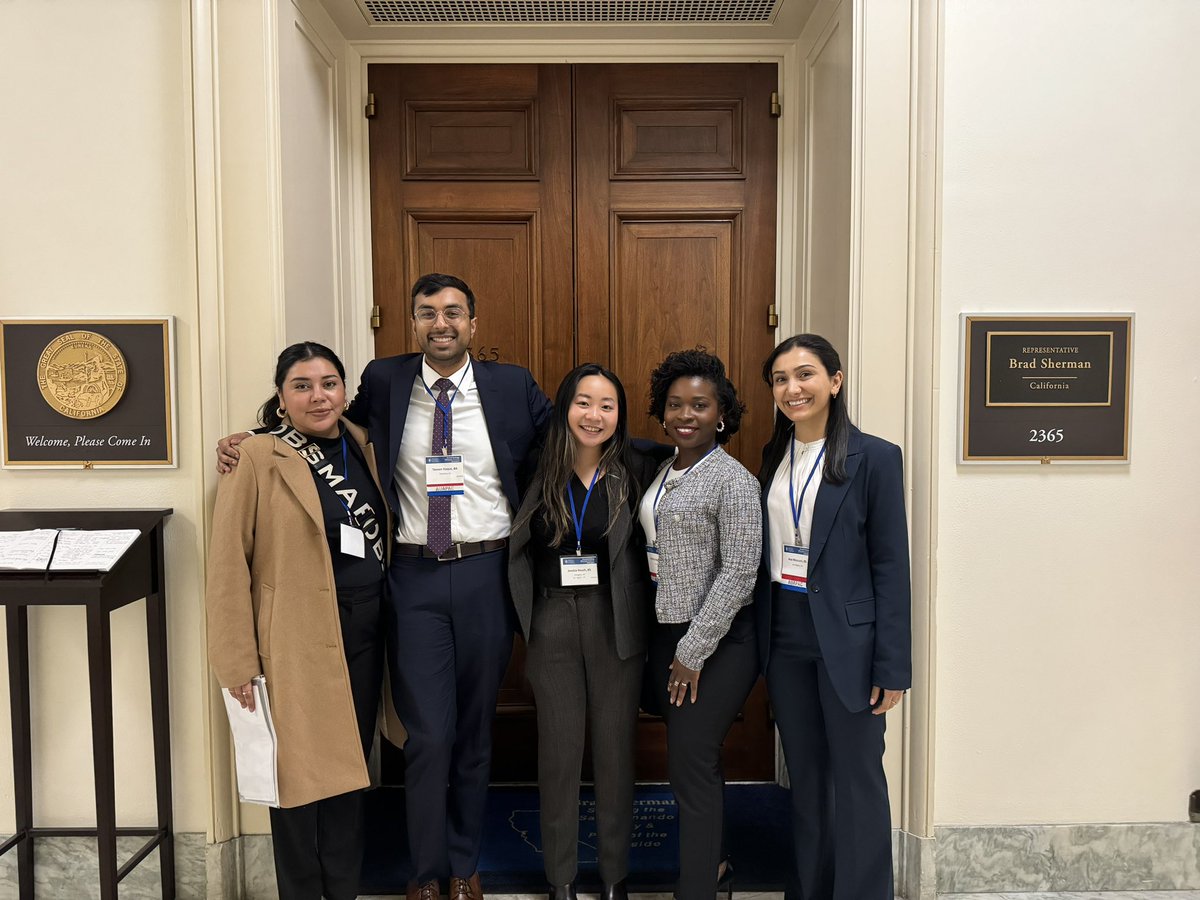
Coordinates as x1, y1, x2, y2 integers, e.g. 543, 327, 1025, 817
753, 334, 911, 900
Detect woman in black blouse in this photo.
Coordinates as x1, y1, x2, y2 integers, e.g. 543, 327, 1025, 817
508, 364, 662, 900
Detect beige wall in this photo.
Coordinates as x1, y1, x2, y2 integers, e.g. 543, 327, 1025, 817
935, 0, 1200, 824
8, 0, 1194, 850
0, 0, 208, 832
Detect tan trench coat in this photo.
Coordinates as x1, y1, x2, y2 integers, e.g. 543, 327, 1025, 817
206, 420, 399, 808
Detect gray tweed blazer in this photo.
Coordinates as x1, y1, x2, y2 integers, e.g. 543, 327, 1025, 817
651, 446, 762, 670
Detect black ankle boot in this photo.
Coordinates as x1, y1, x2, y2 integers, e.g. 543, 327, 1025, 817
548, 883, 577, 900
601, 879, 628, 900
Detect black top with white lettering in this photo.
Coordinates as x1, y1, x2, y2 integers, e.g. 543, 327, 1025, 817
531, 473, 611, 587
305, 430, 387, 588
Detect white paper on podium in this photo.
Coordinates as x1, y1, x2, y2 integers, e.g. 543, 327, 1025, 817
221, 675, 280, 806
49, 529, 140, 571
0, 530, 59, 570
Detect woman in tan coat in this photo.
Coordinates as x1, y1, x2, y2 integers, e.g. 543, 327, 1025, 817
207, 342, 390, 900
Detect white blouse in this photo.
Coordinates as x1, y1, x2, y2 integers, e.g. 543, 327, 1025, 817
638, 458, 690, 546
767, 437, 826, 583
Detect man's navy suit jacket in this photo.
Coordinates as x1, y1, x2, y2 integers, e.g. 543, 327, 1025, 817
345, 352, 553, 521
753, 425, 912, 712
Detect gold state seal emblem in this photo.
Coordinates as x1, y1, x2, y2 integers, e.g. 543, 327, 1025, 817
36, 331, 128, 419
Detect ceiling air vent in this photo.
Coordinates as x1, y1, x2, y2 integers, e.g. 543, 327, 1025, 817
359, 0, 782, 24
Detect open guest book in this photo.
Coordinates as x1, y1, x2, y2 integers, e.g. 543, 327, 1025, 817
0, 528, 141, 572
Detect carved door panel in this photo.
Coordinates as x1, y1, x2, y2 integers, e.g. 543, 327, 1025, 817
574, 63, 779, 780
368, 63, 574, 390
368, 62, 777, 782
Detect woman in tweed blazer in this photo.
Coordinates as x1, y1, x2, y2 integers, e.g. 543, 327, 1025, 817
639, 349, 762, 900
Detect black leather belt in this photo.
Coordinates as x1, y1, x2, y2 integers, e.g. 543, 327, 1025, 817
393, 539, 507, 562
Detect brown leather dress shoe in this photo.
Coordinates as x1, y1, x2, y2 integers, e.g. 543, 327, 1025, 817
407, 879, 440, 900
449, 872, 483, 900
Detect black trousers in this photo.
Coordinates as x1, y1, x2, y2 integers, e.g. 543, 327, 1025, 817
767, 587, 893, 900
526, 583, 643, 886
385, 549, 515, 882
650, 610, 759, 900
270, 583, 383, 900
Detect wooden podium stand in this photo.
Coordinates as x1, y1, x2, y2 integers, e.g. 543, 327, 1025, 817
0, 509, 174, 900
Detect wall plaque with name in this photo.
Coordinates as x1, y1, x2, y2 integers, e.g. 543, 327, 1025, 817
0, 318, 177, 468
960, 315, 1132, 463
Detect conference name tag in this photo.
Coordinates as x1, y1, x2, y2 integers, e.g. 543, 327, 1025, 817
645, 545, 660, 584
560, 554, 600, 586
340, 523, 366, 559
425, 455, 465, 496
780, 544, 810, 593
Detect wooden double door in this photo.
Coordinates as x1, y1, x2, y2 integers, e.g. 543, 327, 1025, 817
368, 62, 778, 782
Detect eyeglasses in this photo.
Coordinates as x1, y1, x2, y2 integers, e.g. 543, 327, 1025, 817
413, 307, 470, 324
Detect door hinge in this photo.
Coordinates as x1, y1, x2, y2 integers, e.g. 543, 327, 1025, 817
364, 92, 377, 119
767, 303, 779, 328
769, 91, 782, 118
370, 305, 381, 329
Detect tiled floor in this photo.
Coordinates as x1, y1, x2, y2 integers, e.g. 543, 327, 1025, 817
942, 894, 1200, 900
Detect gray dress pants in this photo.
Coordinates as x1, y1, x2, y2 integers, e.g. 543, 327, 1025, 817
526, 583, 644, 886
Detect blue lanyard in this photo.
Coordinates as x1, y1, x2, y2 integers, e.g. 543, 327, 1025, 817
335, 436, 359, 525
652, 443, 718, 534
788, 440, 825, 545
567, 468, 602, 555
420, 361, 471, 454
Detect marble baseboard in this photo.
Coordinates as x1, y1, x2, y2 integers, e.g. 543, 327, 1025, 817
0, 832, 206, 899
899, 829, 936, 900
8, 824, 1189, 897
935, 823, 1200, 893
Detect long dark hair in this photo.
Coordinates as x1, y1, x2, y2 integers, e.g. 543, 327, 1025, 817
757, 334, 851, 487
647, 348, 745, 444
515, 364, 632, 545
257, 342, 347, 430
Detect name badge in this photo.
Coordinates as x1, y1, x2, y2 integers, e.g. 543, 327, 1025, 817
425, 455, 465, 496
560, 554, 600, 586
340, 523, 366, 558
645, 544, 660, 584
780, 544, 809, 593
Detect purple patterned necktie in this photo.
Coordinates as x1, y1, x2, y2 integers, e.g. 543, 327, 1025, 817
426, 377, 455, 557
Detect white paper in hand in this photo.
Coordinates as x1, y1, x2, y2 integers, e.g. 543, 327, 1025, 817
221, 675, 279, 806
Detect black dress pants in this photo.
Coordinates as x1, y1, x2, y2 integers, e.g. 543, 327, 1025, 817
767, 587, 893, 900
525, 583, 643, 886
269, 583, 383, 900
650, 610, 759, 900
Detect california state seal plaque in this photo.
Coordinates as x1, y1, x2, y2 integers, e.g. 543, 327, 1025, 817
36, 331, 129, 419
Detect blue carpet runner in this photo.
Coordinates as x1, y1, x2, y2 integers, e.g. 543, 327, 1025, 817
362, 784, 790, 894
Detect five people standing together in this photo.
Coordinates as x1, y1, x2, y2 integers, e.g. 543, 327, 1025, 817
207, 273, 910, 900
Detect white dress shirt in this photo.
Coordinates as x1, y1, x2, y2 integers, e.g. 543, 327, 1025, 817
393, 357, 513, 545
767, 437, 826, 582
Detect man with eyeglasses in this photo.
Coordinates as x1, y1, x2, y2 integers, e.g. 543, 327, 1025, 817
216, 273, 551, 900
349, 273, 551, 900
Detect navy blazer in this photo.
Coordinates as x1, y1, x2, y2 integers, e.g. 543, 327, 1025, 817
754, 426, 912, 713
346, 353, 553, 518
